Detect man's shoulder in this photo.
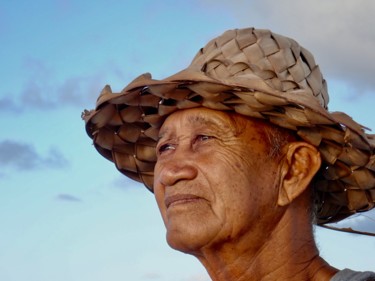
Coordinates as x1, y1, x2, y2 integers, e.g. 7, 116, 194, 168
331, 268, 375, 281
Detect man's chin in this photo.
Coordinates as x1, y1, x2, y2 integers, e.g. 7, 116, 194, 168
165, 227, 215, 255
166, 235, 202, 255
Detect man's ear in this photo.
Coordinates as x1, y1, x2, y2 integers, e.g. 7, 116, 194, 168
277, 142, 321, 207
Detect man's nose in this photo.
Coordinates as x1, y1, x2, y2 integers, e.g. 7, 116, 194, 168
158, 157, 198, 187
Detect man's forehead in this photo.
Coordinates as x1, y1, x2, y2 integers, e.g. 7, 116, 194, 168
158, 109, 231, 135
185, 111, 226, 126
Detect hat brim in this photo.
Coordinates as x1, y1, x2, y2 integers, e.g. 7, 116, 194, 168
83, 69, 375, 224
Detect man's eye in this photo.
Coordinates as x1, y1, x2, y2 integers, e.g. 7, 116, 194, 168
158, 143, 175, 154
196, 135, 213, 141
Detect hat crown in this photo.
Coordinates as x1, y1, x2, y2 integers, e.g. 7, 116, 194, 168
189, 28, 329, 109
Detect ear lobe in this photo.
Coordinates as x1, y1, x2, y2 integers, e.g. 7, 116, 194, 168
277, 142, 321, 207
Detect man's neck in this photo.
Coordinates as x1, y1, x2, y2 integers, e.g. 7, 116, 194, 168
195, 205, 338, 281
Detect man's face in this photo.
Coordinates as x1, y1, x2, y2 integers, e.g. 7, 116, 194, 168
153, 108, 284, 254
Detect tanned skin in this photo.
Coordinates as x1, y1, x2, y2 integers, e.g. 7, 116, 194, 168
154, 108, 338, 281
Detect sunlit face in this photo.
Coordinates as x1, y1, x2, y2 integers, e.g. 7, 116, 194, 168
153, 108, 284, 255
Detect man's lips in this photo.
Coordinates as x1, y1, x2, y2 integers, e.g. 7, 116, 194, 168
164, 194, 204, 208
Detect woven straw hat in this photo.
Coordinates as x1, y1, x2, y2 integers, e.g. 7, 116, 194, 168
83, 27, 375, 225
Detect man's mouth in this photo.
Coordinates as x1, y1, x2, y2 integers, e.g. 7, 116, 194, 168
164, 194, 204, 208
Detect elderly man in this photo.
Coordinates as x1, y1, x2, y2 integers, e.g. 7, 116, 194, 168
83, 28, 375, 280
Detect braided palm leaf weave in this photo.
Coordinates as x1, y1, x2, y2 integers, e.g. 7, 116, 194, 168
83, 28, 375, 224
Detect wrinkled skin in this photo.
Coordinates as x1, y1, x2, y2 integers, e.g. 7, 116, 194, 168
153, 108, 284, 254
153, 108, 338, 281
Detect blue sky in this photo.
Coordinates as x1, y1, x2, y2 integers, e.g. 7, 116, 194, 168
1, 1, 374, 280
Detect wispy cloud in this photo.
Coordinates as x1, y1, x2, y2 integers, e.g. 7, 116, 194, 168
112, 175, 144, 190
3, 57, 127, 113
0, 96, 21, 112
56, 193, 83, 203
142, 272, 162, 280
0, 140, 69, 171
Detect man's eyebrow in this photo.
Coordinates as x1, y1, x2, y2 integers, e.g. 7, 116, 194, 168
157, 131, 167, 141
186, 114, 222, 128
157, 113, 225, 141
157, 126, 173, 141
